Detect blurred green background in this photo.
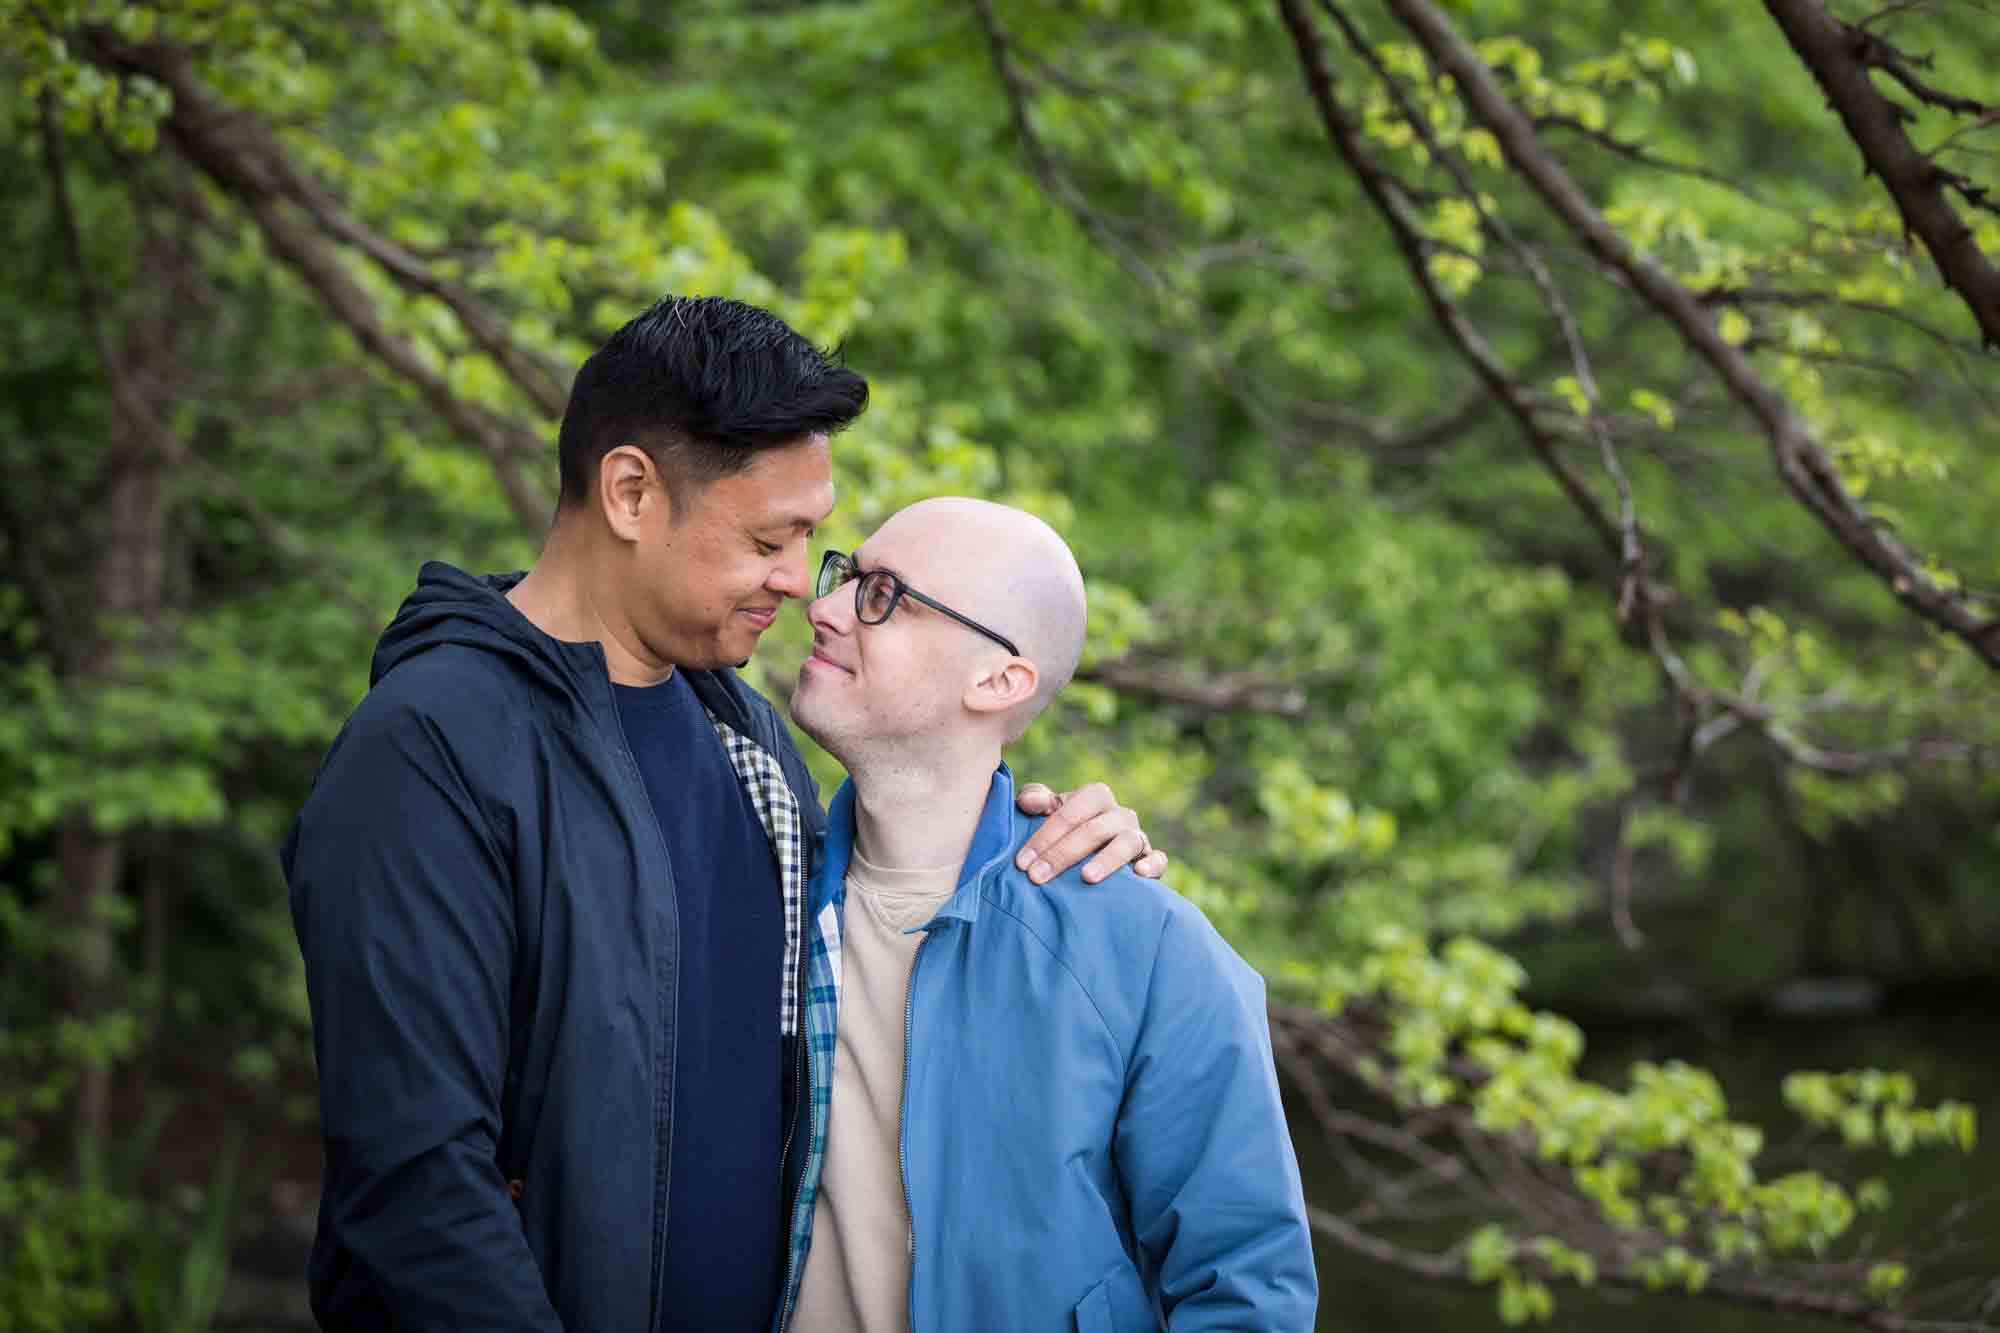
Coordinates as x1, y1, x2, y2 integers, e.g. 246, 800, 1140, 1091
2, 0, 1996, 1328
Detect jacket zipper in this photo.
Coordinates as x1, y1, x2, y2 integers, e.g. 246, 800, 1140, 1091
776, 940, 808, 1204
899, 929, 932, 1333
774, 909, 813, 1332
608, 706, 680, 1333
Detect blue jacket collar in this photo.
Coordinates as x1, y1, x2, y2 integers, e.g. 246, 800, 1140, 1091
813, 763, 1021, 927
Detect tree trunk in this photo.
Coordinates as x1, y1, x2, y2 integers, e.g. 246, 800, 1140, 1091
55, 821, 127, 1160
59, 437, 169, 1165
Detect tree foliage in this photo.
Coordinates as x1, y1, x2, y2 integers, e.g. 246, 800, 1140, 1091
0, 0, 1995, 1328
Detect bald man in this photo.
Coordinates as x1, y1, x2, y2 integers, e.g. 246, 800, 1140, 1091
774, 499, 1318, 1331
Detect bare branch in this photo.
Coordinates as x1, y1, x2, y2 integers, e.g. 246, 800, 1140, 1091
1854, 28, 1994, 118
270, 163, 575, 419
40, 98, 391, 623
1282, 0, 1776, 847
84, 33, 573, 419
1381, 0, 2000, 669
83, 37, 553, 534
1609, 796, 1647, 951
1762, 0, 2000, 347
239, 193, 552, 534
1318, 0, 1655, 628
965, 0, 1168, 292
1286, 384, 1495, 462
1535, 113, 1775, 204
39, 93, 179, 474
1698, 286, 2000, 412
1857, 2, 1932, 32
1079, 658, 1310, 718
1271, 0, 1628, 568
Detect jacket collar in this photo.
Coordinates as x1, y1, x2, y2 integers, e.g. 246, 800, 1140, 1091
815, 763, 1021, 927
419, 563, 762, 740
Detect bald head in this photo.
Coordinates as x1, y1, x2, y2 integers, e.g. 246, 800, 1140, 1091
880, 497, 1088, 740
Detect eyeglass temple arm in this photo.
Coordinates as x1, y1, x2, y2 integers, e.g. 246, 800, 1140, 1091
901, 587, 1021, 658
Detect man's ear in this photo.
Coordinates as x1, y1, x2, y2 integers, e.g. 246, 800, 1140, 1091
964, 655, 1039, 719
599, 446, 665, 543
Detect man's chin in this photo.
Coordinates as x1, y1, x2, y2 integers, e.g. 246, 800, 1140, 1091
787, 684, 843, 751
789, 675, 823, 724
706, 625, 773, 669
672, 640, 762, 672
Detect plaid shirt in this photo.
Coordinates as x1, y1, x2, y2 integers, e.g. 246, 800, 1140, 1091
708, 712, 808, 1035
775, 888, 843, 1329
706, 711, 841, 1330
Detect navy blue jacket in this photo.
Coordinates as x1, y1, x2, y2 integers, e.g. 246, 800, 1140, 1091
283, 562, 824, 1331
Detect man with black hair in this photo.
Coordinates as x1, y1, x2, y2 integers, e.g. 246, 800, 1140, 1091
284, 296, 1166, 1332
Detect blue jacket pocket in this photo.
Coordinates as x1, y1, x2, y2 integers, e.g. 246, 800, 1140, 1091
1073, 1277, 1114, 1333
1073, 1262, 1152, 1333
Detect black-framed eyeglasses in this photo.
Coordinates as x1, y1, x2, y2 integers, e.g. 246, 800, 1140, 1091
816, 550, 1021, 657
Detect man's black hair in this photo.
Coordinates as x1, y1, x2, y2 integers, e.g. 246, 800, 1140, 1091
556, 295, 869, 510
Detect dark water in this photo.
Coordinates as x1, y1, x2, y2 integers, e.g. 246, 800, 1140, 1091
1296, 1001, 2000, 1331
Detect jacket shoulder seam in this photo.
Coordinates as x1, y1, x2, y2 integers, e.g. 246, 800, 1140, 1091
976, 890, 1124, 1047
365, 652, 529, 824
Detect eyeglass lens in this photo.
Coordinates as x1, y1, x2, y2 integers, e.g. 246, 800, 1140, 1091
857, 572, 897, 623
816, 552, 849, 600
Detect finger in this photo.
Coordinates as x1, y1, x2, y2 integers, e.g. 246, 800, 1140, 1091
1015, 782, 1115, 869
1023, 807, 1140, 884
1013, 782, 1058, 815
1078, 827, 1151, 885
1133, 849, 1169, 880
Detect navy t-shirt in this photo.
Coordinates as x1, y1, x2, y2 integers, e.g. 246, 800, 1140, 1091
614, 672, 785, 1331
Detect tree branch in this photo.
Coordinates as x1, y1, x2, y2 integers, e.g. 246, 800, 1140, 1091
1270, 0, 1627, 568
1762, 0, 2000, 348
1852, 27, 1994, 118
1271, 1004, 2000, 1332
1380, 0, 2000, 670
965, 0, 1167, 292
1317, 0, 1654, 629
82, 37, 553, 534
86, 33, 574, 419
39, 100, 382, 624
1079, 657, 1310, 718
39, 93, 179, 474
1277, 0, 1747, 805
1534, 113, 1775, 204
1304, 1199, 2000, 1332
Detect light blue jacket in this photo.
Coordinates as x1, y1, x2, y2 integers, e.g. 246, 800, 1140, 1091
776, 766, 1318, 1331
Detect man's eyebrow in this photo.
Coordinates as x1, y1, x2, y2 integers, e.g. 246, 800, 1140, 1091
852, 554, 903, 581
765, 491, 836, 534
760, 511, 830, 534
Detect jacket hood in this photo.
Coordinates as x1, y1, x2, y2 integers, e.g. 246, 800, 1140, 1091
369, 561, 760, 735
371, 562, 596, 696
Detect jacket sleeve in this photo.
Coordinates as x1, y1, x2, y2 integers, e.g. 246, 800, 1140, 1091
1114, 904, 1319, 1331
285, 696, 565, 1331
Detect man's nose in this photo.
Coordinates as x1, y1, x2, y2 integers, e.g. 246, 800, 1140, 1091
769, 539, 812, 599
806, 584, 852, 638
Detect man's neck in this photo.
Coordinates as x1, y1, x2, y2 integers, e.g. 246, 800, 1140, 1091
849, 745, 1003, 872
506, 524, 673, 686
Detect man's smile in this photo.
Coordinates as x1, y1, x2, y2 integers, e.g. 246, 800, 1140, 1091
803, 647, 853, 675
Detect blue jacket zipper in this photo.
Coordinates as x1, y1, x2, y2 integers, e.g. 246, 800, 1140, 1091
773, 915, 813, 1331
899, 929, 933, 1333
